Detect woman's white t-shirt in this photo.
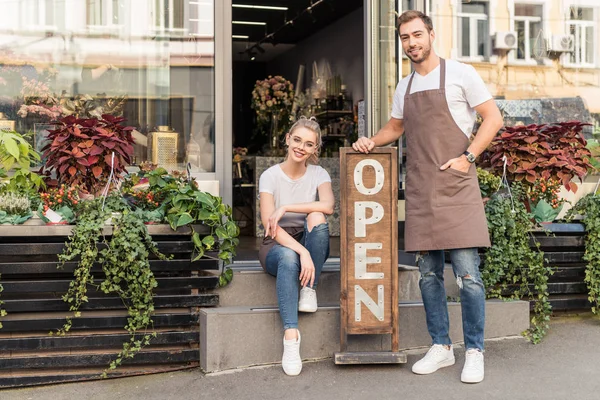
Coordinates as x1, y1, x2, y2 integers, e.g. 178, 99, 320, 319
259, 164, 331, 227
391, 59, 492, 138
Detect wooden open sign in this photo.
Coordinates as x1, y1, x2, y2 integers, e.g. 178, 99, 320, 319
334, 148, 406, 364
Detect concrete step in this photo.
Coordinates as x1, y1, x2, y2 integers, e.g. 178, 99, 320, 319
199, 299, 530, 372
215, 259, 459, 307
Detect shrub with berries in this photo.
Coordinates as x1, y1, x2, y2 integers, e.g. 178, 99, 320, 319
529, 178, 568, 223
129, 189, 164, 211
38, 185, 79, 223
529, 179, 566, 210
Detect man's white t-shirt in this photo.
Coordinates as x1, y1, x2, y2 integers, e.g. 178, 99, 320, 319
391, 59, 492, 138
259, 164, 331, 227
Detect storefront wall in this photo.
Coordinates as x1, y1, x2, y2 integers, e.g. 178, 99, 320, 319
0, 0, 232, 201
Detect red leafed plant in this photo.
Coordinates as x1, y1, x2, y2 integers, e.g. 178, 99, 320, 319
479, 121, 593, 193
41, 114, 135, 194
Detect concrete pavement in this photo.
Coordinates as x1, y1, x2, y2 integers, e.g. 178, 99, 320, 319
3, 314, 600, 400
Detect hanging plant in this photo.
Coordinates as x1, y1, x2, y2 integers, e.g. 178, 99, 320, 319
55, 196, 166, 376
565, 194, 600, 315
40, 114, 135, 194
482, 181, 554, 344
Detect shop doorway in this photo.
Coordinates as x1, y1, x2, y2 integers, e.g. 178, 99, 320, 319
230, 0, 364, 257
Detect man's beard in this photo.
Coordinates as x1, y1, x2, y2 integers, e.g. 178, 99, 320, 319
405, 43, 431, 64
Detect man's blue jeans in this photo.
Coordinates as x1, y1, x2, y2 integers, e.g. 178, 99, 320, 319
416, 248, 485, 351
265, 221, 330, 330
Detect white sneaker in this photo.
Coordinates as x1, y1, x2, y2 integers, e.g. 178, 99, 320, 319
298, 287, 318, 312
411, 344, 455, 375
282, 331, 302, 376
461, 349, 484, 383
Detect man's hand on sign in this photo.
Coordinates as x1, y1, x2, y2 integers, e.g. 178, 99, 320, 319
440, 155, 471, 174
266, 206, 286, 238
299, 250, 316, 288
352, 137, 376, 154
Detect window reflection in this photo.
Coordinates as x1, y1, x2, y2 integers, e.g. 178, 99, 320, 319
0, 0, 215, 173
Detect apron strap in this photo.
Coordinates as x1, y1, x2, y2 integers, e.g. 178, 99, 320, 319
406, 71, 416, 94
439, 58, 446, 89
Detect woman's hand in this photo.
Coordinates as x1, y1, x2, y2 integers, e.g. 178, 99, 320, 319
299, 250, 316, 288
266, 206, 286, 238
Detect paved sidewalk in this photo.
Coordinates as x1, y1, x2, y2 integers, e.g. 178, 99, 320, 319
3, 315, 600, 400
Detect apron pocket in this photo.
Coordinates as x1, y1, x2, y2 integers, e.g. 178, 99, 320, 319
435, 168, 480, 207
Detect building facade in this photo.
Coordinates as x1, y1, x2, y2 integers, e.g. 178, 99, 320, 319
399, 0, 600, 113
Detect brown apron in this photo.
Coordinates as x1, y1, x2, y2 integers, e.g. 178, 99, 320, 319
258, 227, 304, 270
403, 58, 490, 252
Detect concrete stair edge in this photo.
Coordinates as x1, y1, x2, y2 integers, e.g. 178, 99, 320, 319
199, 299, 530, 372
213, 264, 459, 307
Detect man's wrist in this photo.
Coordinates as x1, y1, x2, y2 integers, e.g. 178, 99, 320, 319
462, 150, 476, 163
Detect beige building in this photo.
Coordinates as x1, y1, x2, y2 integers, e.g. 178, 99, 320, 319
401, 0, 600, 113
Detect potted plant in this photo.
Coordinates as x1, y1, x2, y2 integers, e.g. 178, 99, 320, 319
480, 121, 593, 223
0, 192, 33, 224
0, 129, 45, 220
37, 185, 79, 224
251, 75, 294, 154
39, 114, 135, 196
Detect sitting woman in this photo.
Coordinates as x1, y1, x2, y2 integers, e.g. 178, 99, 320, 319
258, 116, 334, 376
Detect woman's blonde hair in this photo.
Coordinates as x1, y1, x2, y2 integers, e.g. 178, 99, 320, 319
285, 116, 323, 165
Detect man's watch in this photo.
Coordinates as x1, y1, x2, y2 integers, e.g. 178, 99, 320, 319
463, 150, 476, 163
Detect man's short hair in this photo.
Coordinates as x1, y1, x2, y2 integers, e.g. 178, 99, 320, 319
396, 10, 433, 34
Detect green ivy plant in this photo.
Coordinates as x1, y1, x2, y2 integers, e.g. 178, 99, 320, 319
482, 182, 553, 344
124, 165, 240, 287
56, 196, 166, 376
477, 168, 502, 199
565, 194, 600, 315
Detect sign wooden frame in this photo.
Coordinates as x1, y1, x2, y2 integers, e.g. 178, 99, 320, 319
334, 148, 406, 364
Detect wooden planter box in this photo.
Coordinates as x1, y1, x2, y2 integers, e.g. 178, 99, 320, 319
530, 223, 591, 311
0, 224, 220, 388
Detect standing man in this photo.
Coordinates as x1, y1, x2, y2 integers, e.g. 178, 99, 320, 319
352, 10, 503, 384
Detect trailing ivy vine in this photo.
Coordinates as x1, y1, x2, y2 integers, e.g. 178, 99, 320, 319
56, 196, 166, 377
482, 182, 553, 344
565, 194, 600, 315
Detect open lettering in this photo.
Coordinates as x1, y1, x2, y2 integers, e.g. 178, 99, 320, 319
353, 159, 385, 322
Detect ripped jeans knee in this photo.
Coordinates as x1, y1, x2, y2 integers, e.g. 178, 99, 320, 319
455, 272, 485, 293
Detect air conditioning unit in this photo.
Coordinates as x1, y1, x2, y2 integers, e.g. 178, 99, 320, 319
548, 34, 574, 52
493, 31, 518, 50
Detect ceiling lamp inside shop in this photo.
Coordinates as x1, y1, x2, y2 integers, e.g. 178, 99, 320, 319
232, 0, 362, 62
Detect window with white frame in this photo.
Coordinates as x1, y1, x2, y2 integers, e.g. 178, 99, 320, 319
190, 0, 213, 37
401, 0, 432, 13
568, 7, 596, 66
20, 0, 65, 31
154, 0, 185, 35
458, 1, 489, 59
514, 4, 544, 62
86, 0, 124, 27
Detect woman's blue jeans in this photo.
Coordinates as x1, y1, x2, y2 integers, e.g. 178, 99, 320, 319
416, 248, 485, 351
265, 221, 330, 330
